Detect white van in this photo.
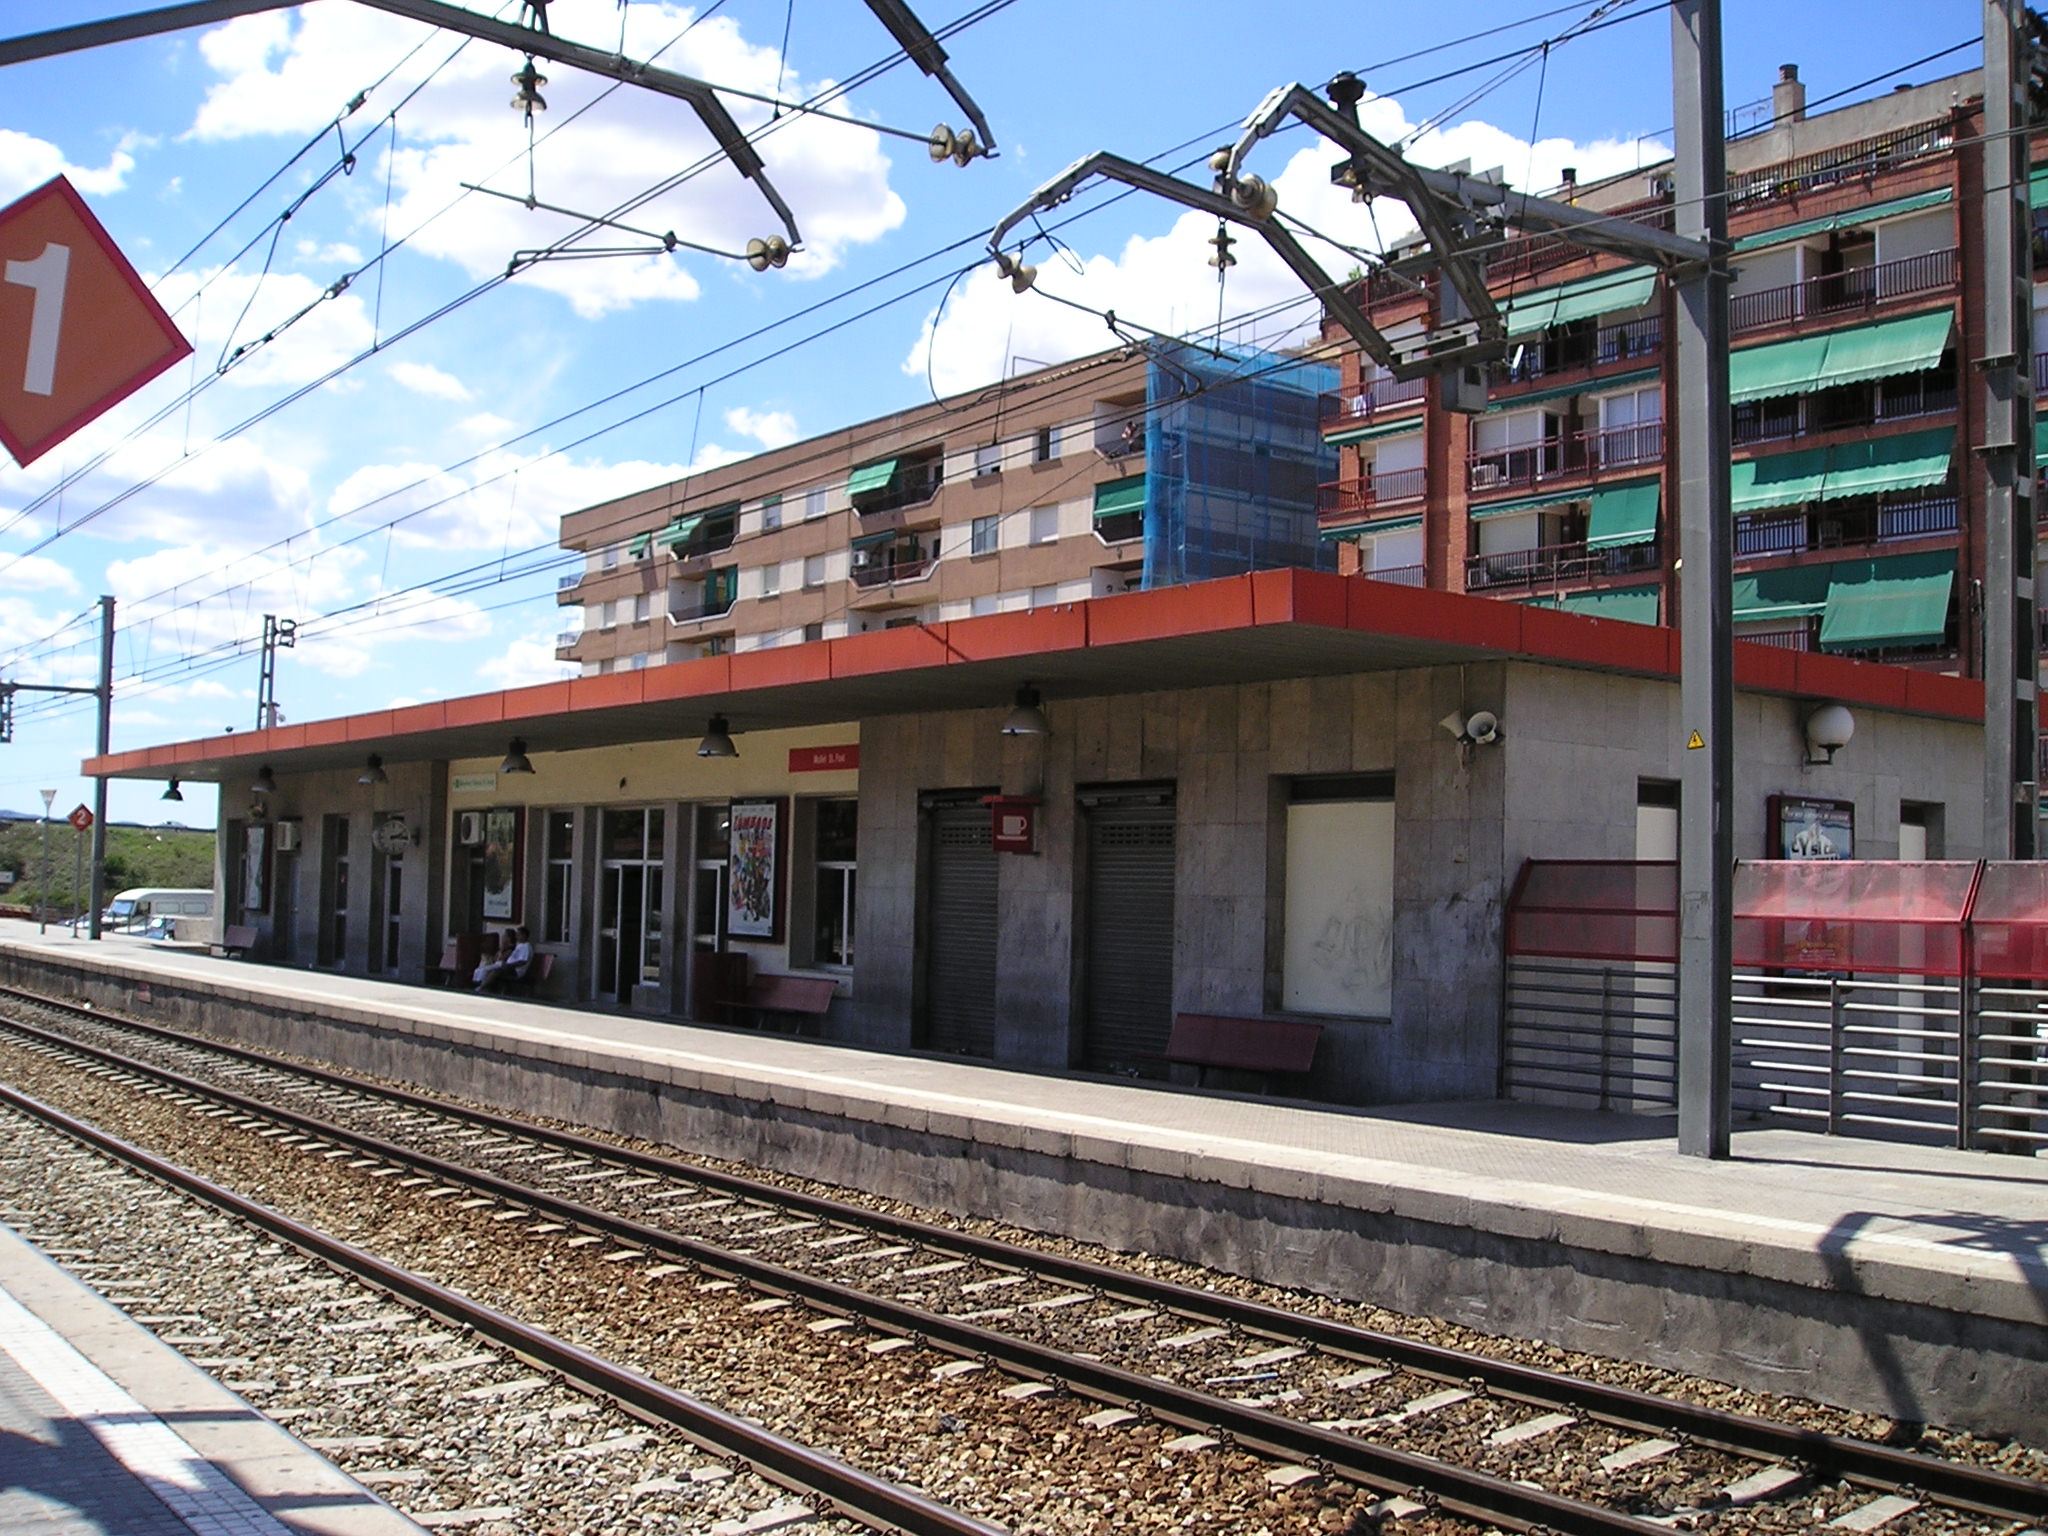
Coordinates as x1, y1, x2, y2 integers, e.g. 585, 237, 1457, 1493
104, 888, 213, 933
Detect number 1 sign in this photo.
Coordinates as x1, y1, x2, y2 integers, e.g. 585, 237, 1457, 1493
0, 176, 191, 468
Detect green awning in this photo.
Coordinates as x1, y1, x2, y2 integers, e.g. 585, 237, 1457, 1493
1530, 585, 1661, 625
1733, 563, 1832, 623
1501, 267, 1659, 336
849, 527, 898, 551
653, 512, 704, 549
2030, 165, 2048, 208
1732, 187, 1953, 252
626, 532, 653, 559
1321, 513, 1423, 539
847, 458, 898, 498
1327, 419, 1423, 447
1730, 446, 1830, 513
1092, 474, 1147, 519
1730, 429, 1953, 514
1483, 368, 1658, 412
1820, 426, 1954, 500
1584, 480, 1661, 550
2036, 415, 2048, 469
1727, 310, 1951, 406
1469, 489, 1584, 520
1818, 550, 1956, 651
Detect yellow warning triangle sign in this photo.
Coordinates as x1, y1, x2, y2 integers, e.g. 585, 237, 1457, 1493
1686, 730, 1705, 750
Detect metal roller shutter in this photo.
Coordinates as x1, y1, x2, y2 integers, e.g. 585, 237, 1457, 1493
1082, 799, 1177, 1071
923, 804, 997, 1057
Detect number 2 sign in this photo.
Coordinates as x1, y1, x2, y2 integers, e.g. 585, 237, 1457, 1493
0, 176, 191, 468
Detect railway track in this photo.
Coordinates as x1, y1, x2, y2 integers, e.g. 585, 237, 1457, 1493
0, 984, 2041, 1536
0, 1082, 992, 1536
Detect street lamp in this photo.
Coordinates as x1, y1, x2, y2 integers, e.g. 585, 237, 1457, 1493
37, 789, 53, 936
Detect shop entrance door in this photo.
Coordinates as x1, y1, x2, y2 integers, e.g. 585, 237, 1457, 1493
921, 801, 997, 1057
1080, 792, 1177, 1073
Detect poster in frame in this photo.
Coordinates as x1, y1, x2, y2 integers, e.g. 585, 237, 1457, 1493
242, 823, 269, 913
1769, 794, 1854, 861
727, 798, 782, 940
482, 807, 523, 921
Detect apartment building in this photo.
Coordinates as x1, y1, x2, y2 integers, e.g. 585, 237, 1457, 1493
557, 343, 1334, 671
1320, 64, 2020, 672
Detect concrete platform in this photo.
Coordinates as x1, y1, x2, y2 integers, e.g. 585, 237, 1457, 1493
0, 1214, 425, 1536
0, 932, 2042, 1441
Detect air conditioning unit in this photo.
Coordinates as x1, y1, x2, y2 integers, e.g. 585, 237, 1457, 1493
274, 821, 302, 854
1471, 464, 1505, 488
458, 811, 486, 845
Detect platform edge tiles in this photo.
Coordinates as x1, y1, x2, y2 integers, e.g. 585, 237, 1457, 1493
1, 937, 2043, 1440
0, 1209, 429, 1536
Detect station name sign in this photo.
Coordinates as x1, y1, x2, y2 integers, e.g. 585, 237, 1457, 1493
788, 745, 859, 773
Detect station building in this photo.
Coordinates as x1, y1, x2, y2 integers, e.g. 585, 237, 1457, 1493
88, 570, 1988, 1108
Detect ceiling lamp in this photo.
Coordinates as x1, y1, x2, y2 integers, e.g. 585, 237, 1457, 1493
500, 738, 536, 775
999, 683, 1050, 736
161, 779, 183, 803
697, 714, 738, 758
251, 765, 276, 795
358, 754, 388, 786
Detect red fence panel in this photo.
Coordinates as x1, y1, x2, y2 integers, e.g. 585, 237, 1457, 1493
1731, 860, 1977, 978
1506, 860, 1677, 963
1966, 861, 2048, 981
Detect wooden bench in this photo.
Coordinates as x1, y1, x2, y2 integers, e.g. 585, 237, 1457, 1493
500, 951, 556, 998
725, 973, 837, 1034
213, 923, 258, 959
1166, 1012, 1322, 1090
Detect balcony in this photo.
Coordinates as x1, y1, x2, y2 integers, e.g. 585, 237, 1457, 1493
851, 460, 943, 517
554, 631, 579, 660
1492, 316, 1665, 392
1320, 375, 1427, 427
1359, 563, 1425, 587
850, 554, 938, 590
1728, 248, 1955, 334
1465, 540, 1661, 592
1726, 117, 1953, 212
2035, 351, 2048, 392
1735, 495, 1958, 559
1317, 467, 1426, 519
1467, 423, 1664, 495
557, 573, 583, 592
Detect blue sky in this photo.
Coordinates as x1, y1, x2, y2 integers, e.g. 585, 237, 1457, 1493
0, 0, 1981, 827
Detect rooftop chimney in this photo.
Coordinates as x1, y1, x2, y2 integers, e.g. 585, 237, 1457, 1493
1774, 63, 1806, 124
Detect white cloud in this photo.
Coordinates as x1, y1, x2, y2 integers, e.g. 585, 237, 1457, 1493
188, 6, 906, 317
389, 361, 473, 401
724, 406, 799, 449
0, 129, 136, 201
0, 556, 80, 595
478, 627, 576, 688
909, 92, 1665, 394
325, 447, 690, 552
295, 239, 364, 265
151, 264, 377, 391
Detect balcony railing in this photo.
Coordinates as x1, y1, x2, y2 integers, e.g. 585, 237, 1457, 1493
669, 594, 736, 622
852, 463, 943, 516
1317, 467, 1427, 517
1728, 247, 1955, 333
850, 554, 938, 589
2035, 351, 2048, 392
558, 573, 583, 591
1359, 563, 1425, 587
555, 630, 580, 648
1736, 623, 1813, 652
1320, 375, 1428, 425
1467, 423, 1664, 494
1094, 510, 1143, 544
1727, 118, 1954, 211
1493, 316, 1665, 392
1735, 495, 1957, 558
1465, 540, 1661, 591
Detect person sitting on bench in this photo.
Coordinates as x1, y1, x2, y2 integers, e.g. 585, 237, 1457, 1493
474, 928, 533, 992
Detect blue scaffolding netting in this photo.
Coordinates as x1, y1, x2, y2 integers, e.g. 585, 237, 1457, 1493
1142, 341, 1337, 589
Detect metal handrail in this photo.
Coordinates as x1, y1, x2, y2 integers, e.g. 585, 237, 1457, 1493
1466, 423, 1664, 492
1729, 247, 1956, 332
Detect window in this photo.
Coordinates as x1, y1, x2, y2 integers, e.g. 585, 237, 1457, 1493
1029, 584, 1059, 609
1636, 780, 1679, 861
542, 811, 574, 944
974, 442, 1002, 478
803, 622, 824, 642
705, 567, 737, 613
633, 593, 651, 623
1028, 504, 1060, 545
760, 493, 782, 531
599, 600, 618, 629
761, 561, 781, 596
1034, 425, 1055, 463
971, 514, 999, 555
630, 652, 649, 670
812, 799, 856, 967
706, 634, 732, 656
804, 486, 828, 521
601, 543, 620, 570
803, 553, 827, 588
1282, 775, 1394, 1017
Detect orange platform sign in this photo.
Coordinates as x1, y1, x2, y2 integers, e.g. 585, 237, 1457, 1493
0, 176, 191, 468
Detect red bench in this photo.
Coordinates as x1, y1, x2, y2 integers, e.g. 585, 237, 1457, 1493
1166, 1013, 1322, 1090
725, 973, 837, 1034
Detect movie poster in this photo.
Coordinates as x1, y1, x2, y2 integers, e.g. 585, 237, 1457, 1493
483, 808, 521, 920
727, 799, 780, 938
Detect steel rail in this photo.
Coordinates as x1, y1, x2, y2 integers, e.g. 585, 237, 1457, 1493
0, 1078, 1004, 1536
0, 1010, 1679, 1536
6, 989, 2045, 1524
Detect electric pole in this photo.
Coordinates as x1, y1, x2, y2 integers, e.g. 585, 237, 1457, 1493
3, 596, 114, 939
257, 614, 296, 731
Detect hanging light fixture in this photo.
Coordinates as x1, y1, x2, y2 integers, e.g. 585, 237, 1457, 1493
1000, 683, 1050, 736
696, 714, 738, 758
251, 765, 276, 795
161, 779, 183, 803
500, 738, 536, 775
358, 754, 388, 786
